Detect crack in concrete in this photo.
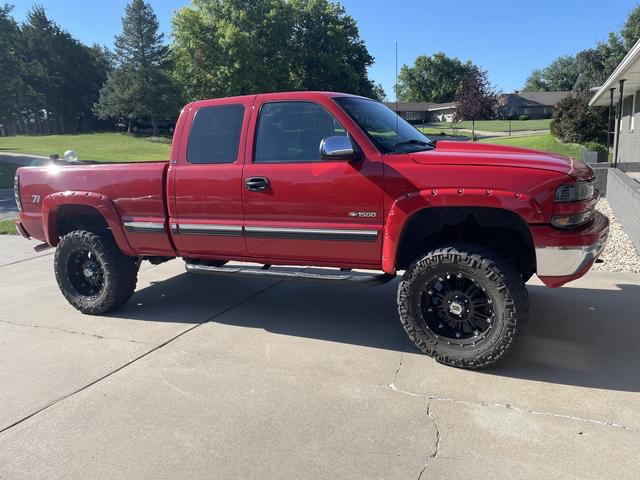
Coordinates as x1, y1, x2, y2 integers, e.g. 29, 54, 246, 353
0, 252, 54, 269
0, 319, 154, 346
382, 384, 635, 431
391, 339, 406, 387
418, 400, 441, 479
0, 280, 283, 436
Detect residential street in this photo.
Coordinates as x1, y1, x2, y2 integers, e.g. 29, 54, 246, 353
1, 235, 639, 479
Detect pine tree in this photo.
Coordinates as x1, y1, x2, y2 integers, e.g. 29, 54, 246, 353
95, 0, 179, 134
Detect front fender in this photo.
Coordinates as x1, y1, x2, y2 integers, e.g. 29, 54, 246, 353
41, 191, 135, 256
381, 188, 543, 273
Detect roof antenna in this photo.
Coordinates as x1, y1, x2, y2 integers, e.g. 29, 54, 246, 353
395, 41, 399, 150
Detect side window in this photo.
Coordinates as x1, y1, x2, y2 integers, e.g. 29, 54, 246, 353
187, 104, 245, 164
254, 101, 346, 163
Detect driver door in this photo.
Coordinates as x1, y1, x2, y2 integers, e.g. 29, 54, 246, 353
241, 99, 384, 267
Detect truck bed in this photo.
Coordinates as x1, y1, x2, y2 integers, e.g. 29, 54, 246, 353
17, 161, 174, 256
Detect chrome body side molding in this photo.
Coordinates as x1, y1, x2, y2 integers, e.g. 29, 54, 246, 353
123, 221, 165, 233
244, 226, 378, 242
177, 224, 243, 236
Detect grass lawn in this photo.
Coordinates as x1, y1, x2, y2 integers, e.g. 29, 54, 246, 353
479, 133, 583, 158
0, 218, 18, 235
0, 132, 171, 162
419, 127, 468, 138
428, 119, 551, 133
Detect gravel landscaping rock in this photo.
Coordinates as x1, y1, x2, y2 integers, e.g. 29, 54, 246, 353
594, 199, 640, 273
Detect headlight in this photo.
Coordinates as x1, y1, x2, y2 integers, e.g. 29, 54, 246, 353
555, 182, 595, 202
551, 210, 593, 229
14, 172, 22, 211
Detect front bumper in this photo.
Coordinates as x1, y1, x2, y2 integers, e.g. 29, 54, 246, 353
532, 211, 609, 287
535, 240, 606, 276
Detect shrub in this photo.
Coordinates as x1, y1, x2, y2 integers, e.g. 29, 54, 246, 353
518, 114, 529, 121
583, 141, 607, 152
551, 96, 607, 143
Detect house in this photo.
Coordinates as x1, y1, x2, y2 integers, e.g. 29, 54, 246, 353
589, 40, 640, 254
383, 101, 458, 123
498, 91, 572, 119
590, 38, 640, 165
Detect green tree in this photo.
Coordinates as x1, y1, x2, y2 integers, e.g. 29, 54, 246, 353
621, 4, 640, 49
172, 0, 293, 99
95, 0, 180, 134
371, 83, 387, 102
171, 0, 378, 100
523, 55, 579, 92
395, 52, 477, 103
522, 69, 547, 92
0, 4, 23, 135
574, 33, 626, 93
288, 0, 376, 97
550, 96, 607, 143
525, 5, 640, 95
19, 5, 108, 133
454, 69, 497, 139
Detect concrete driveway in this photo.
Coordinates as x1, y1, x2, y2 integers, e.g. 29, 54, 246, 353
1, 236, 639, 479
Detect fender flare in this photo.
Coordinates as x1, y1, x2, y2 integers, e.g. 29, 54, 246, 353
41, 191, 135, 256
381, 187, 543, 273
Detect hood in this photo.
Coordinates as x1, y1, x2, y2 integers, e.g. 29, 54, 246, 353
411, 141, 594, 180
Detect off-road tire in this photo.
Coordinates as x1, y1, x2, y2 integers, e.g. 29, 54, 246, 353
397, 244, 528, 369
54, 230, 139, 314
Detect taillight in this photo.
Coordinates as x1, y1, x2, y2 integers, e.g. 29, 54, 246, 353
14, 172, 22, 211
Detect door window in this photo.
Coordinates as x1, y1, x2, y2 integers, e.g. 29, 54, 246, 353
187, 104, 245, 164
254, 101, 346, 163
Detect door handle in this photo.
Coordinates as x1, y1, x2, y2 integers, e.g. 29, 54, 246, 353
245, 176, 270, 191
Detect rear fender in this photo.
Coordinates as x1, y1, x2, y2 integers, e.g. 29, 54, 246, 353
41, 191, 135, 256
382, 188, 543, 273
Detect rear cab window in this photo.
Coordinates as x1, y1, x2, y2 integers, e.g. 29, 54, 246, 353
187, 104, 245, 164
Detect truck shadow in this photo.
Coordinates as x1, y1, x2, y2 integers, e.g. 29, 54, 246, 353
109, 272, 640, 393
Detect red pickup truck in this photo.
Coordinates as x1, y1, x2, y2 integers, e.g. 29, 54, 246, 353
14, 91, 609, 369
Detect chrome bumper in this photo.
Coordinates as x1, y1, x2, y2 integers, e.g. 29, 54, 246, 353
535, 240, 607, 277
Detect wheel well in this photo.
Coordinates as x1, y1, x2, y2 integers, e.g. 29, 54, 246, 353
395, 207, 536, 278
55, 205, 110, 240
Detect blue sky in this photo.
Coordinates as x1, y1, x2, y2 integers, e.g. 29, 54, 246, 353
9, 0, 640, 99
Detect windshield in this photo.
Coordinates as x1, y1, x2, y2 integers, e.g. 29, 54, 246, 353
334, 97, 434, 154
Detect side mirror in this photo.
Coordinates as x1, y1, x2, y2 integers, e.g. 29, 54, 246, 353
319, 135, 360, 161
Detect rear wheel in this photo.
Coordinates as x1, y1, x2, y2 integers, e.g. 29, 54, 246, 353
54, 230, 139, 314
397, 244, 528, 369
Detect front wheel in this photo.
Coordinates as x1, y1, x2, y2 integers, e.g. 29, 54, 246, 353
54, 230, 139, 314
397, 244, 528, 369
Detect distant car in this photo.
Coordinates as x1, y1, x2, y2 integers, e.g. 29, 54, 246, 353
14, 91, 608, 369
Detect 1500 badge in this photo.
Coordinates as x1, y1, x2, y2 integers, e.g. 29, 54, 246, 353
348, 211, 376, 218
